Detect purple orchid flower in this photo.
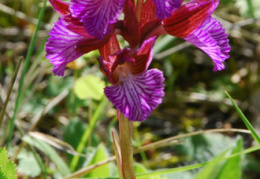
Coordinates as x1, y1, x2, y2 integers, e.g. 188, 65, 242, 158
46, 0, 230, 121
99, 36, 165, 121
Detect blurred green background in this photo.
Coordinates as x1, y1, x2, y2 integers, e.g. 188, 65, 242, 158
1, 0, 260, 178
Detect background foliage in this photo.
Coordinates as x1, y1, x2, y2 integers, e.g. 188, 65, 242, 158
0, 0, 260, 178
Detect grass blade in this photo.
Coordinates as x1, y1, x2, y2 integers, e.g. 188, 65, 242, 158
23, 135, 70, 176
6, 0, 47, 149
70, 95, 109, 172
0, 57, 23, 128
225, 91, 260, 145
136, 145, 260, 178
246, 0, 255, 18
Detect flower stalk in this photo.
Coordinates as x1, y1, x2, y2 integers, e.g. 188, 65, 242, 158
117, 109, 136, 179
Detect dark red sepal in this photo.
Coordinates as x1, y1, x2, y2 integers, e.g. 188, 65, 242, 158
121, 0, 141, 48
49, 0, 70, 16
98, 35, 121, 84
163, 0, 215, 38
140, 0, 158, 28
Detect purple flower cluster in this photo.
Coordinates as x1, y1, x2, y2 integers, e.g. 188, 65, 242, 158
46, 0, 230, 121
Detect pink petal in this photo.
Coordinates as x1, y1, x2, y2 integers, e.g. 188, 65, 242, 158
105, 69, 165, 121
184, 17, 230, 71
69, 0, 125, 39
46, 18, 107, 76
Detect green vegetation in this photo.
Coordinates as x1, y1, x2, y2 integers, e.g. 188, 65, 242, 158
1, 0, 260, 178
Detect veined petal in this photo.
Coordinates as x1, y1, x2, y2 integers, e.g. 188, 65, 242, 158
46, 18, 107, 76
163, 0, 216, 38
131, 36, 156, 75
49, 0, 70, 16
105, 69, 165, 121
70, 0, 125, 39
184, 17, 230, 71
152, 0, 182, 19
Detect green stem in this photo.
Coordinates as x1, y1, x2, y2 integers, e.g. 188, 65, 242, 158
118, 110, 136, 179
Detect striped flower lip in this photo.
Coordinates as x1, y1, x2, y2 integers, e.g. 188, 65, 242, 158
104, 68, 165, 121
99, 37, 165, 121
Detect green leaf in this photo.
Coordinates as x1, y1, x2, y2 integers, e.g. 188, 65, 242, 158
17, 149, 41, 178
135, 163, 148, 174
85, 143, 111, 177
173, 133, 236, 163
22, 135, 70, 176
0, 148, 17, 179
63, 118, 100, 169
194, 149, 231, 179
63, 118, 87, 167
216, 138, 243, 179
64, 118, 87, 150
195, 138, 243, 179
74, 75, 105, 100
225, 91, 260, 145
70, 96, 108, 171
163, 171, 194, 179
0, 148, 9, 166
136, 139, 260, 178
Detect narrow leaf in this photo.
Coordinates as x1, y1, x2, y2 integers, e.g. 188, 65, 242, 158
70, 95, 109, 171
136, 145, 260, 178
225, 91, 260, 145
216, 138, 243, 179
0, 57, 23, 128
22, 135, 70, 176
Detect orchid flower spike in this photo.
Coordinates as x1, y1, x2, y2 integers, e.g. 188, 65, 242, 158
45, 0, 231, 121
